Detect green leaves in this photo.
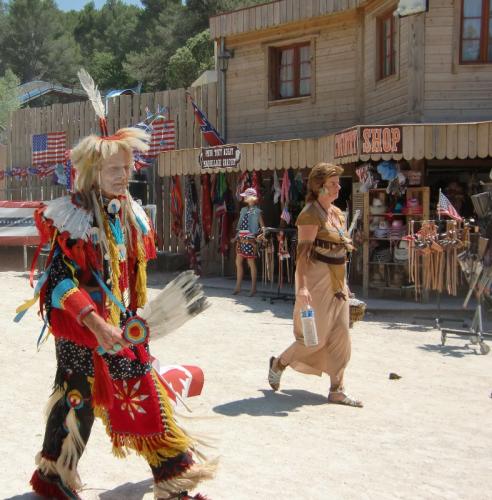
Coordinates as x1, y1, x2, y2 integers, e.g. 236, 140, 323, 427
167, 30, 214, 89
0, 0, 266, 91
0, 69, 20, 139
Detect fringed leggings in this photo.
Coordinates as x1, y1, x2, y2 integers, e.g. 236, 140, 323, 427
32, 371, 195, 498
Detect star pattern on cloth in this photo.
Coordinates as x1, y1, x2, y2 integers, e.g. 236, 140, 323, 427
114, 379, 149, 420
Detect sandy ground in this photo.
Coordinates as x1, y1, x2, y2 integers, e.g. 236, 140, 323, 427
1, 270, 491, 500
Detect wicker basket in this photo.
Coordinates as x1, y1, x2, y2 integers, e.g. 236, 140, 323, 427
349, 298, 367, 328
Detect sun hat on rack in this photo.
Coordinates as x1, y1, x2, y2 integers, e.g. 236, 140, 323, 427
370, 198, 386, 215
372, 245, 392, 262
394, 240, 409, 261
374, 220, 390, 239
370, 216, 383, 232
240, 187, 258, 200
404, 197, 422, 215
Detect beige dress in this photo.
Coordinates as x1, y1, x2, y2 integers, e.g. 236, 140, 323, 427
279, 202, 352, 388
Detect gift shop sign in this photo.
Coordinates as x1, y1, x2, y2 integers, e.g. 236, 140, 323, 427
361, 126, 402, 155
334, 128, 359, 159
199, 145, 241, 169
334, 126, 403, 159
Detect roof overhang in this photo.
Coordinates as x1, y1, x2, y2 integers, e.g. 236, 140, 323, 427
157, 121, 492, 176
210, 0, 366, 40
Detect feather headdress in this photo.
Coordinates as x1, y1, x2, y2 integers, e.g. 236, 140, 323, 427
77, 68, 108, 136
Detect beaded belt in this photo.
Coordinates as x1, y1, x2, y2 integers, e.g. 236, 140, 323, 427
313, 251, 346, 265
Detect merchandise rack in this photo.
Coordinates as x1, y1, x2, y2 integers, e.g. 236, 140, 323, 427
362, 187, 430, 297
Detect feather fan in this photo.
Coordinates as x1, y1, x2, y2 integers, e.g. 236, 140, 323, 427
141, 271, 210, 341
77, 68, 106, 120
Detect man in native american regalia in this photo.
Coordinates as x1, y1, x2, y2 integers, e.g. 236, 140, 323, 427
20, 71, 216, 500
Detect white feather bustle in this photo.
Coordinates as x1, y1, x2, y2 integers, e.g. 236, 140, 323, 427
44, 196, 93, 241
140, 271, 210, 341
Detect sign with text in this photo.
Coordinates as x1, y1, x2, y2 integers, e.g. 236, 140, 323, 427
360, 126, 403, 155
334, 128, 359, 159
199, 145, 241, 169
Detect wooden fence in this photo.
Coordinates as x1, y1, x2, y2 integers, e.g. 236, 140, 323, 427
3, 81, 219, 202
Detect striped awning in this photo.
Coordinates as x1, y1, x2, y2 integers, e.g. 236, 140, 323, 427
157, 121, 492, 176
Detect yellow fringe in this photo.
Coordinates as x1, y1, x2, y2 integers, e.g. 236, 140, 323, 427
93, 369, 192, 467
101, 214, 123, 326
135, 238, 147, 308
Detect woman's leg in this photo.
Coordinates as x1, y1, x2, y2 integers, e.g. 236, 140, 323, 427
247, 258, 257, 296
233, 253, 244, 294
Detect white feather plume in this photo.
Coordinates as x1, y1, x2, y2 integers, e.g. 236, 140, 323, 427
77, 68, 106, 120
141, 271, 210, 341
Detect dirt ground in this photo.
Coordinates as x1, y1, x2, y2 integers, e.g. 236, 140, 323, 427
1, 270, 491, 500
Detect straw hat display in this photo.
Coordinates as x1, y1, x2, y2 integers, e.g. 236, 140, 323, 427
370, 198, 386, 215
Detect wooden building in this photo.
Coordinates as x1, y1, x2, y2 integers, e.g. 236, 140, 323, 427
158, 0, 492, 287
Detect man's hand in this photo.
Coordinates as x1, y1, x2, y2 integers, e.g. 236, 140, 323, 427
83, 311, 130, 352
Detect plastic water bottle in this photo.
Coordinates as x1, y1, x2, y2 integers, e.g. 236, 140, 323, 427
301, 306, 318, 347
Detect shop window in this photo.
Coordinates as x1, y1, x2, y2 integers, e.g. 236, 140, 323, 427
377, 11, 396, 80
460, 0, 492, 63
269, 42, 311, 101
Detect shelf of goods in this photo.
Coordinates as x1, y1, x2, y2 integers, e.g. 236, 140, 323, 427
362, 187, 430, 297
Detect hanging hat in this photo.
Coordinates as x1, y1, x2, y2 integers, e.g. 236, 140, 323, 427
377, 161, 398, 181
404, 197, 423, 215
370, 216, 383, 232
394, 240, 409, 261
240, 187, 258, 199
370, 198, 386, 215
394, 201, 404, 213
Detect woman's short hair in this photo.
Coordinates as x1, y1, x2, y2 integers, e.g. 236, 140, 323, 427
306, 162, 344, 202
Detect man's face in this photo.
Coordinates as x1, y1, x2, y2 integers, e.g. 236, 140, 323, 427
99, 149, 132, 197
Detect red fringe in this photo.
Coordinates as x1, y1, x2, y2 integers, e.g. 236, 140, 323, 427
92, 351, 114, 409
135, 343, 150, 364
144, 232, 157, 260
30, 469, 78, 500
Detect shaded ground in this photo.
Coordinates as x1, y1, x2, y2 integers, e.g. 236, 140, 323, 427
1, 271, 491, 500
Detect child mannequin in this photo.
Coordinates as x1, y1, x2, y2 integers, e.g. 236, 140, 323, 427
233, 188, 265, 296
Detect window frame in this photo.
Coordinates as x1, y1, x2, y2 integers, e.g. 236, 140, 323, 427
269, 41, 312, 101
459, 0, 492, 64
377, 11, 397, 81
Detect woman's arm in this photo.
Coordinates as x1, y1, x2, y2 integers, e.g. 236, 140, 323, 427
259, 213, 266, 232
296, 224, 318, 306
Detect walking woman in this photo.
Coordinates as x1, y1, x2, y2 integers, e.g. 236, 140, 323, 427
233, 188, 265, 296
268, 163, 363, 407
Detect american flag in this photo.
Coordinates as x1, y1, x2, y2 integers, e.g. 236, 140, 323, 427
144, 119, 176, 158
187, 94, 224, 146
32, 132, 66, 165
437, 189, 463, 221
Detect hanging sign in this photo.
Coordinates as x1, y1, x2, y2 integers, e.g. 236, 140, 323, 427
199, 145, 241, 169
360, 126, 403, 155
334, 128, 359, 159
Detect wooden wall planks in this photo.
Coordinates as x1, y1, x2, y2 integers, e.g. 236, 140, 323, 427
6, 82, 218, 170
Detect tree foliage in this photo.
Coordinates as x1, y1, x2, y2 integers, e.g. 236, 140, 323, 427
0, 69, 20, 138
0, 0, 266, 91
